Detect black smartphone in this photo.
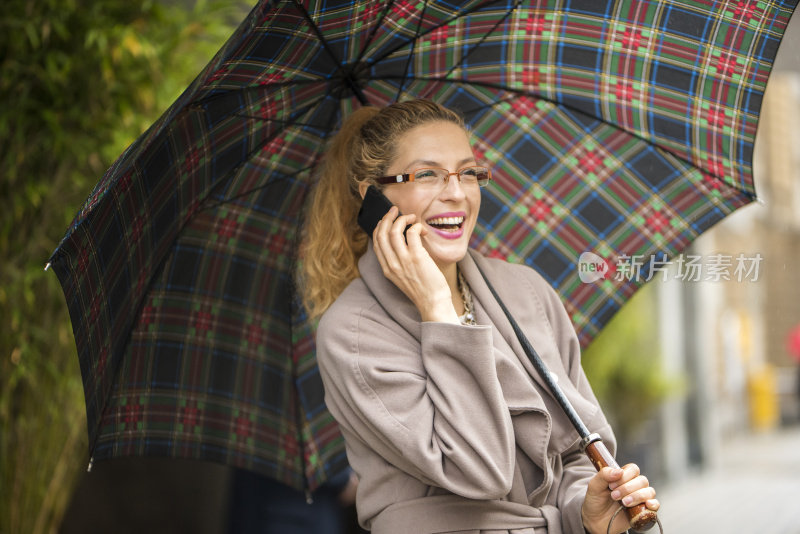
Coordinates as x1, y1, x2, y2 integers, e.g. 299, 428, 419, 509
357, 185, 411, 239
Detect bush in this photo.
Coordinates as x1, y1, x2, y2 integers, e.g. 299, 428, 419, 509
0, 2, 243, 531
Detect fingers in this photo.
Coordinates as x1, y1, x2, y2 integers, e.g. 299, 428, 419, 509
374, 208, 411, 267
584, 464, 660, 534
586, 466, 620, 496
372, 207, 425, 279
606, 463, 638, 489
606, 464, 658, 509
403, 217, 427, 249
614, 484, 657, 508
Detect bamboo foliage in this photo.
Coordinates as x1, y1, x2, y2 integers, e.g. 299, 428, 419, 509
0, 2, 243, 532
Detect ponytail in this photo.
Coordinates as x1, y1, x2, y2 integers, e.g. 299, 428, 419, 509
300, 107, 378, 320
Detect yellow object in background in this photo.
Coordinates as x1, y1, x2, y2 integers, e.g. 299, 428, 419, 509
748, 365, 780, 431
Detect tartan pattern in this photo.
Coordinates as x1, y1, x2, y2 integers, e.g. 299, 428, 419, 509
50, 0, 795, 490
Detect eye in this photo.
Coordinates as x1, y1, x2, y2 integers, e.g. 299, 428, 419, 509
461, 167, 479, 177
413, 168, 442, 183
414, 168, 438, 178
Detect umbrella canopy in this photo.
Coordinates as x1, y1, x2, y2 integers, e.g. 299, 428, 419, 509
49, 0, 797, 492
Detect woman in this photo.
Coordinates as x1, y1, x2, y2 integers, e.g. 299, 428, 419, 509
301, 99, 659, 534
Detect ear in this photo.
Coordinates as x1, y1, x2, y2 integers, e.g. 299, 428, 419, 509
358, 182, 369, 199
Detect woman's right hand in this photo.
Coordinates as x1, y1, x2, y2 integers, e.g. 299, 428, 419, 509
372, 206, 460, 324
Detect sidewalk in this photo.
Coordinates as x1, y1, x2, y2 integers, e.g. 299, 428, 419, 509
655, 425, 800, 533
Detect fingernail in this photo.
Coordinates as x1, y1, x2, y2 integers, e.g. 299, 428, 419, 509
622, 496, 633, 506
610, 490, 621, 500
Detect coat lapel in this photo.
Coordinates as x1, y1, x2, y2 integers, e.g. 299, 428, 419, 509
459, 252, 557, 404
461, 251, 597, 458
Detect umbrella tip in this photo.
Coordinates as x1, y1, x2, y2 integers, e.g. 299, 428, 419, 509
44, 262, 51, 271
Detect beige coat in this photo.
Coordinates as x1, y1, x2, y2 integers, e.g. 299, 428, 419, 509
316, 244, 615, 534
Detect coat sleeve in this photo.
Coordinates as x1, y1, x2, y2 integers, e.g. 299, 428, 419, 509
316, 300, 516, 500
555, 407, 616, 533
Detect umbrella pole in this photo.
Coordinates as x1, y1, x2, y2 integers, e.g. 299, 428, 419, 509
473, 261, 657, 533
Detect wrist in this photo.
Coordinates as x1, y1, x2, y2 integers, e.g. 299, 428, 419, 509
419, 298, 459, 323
581, 509, 604, 534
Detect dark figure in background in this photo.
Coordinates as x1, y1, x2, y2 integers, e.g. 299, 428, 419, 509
227, 466, 363, 534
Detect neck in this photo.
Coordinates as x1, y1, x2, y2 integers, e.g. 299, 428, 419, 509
440, 262, 463, 315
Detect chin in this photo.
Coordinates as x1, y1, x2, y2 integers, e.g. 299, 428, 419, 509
425, 241, 470, 268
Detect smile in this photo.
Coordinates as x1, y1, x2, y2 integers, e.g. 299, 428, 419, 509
426, 215, 464, 230
425, 213, 466, 240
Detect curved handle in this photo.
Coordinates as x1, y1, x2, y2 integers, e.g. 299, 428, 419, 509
583, 440, 658, 533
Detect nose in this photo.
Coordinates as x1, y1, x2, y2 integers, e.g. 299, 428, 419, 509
440, 171, 467, 199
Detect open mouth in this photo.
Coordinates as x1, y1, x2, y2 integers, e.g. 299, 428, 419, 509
426, 215, 464, 231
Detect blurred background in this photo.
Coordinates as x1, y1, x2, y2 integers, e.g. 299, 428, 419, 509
1, 1, 798, 533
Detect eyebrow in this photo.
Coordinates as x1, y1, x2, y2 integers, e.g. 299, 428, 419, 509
405, 156, 477, 170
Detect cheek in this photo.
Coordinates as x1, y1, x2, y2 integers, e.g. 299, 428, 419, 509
468, 191, 481, 219
385, 189, 427, 217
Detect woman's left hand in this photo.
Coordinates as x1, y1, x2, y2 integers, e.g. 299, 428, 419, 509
581, 463, 659, 534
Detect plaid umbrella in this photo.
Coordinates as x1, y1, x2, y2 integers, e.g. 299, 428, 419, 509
49, 0, 796, 492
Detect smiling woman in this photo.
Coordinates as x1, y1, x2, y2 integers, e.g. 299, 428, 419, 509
300, 99, 659, 534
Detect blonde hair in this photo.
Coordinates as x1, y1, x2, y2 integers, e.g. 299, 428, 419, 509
300, 99, 466, 320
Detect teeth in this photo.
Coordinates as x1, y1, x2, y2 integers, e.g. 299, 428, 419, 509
427, 216, 464, 226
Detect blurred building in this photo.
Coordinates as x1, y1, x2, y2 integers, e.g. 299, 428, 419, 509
753, 73, 800, 424
654, 72, 800, 485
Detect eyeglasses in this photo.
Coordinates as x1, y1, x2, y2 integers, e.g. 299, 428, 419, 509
375, 165, 491, 189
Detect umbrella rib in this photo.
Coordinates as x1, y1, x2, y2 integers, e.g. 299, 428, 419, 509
201, 90, 346, 210
363, 0, 503, 69
229, 78, 340, 124
190, 79, 329, 111
205, 114, 341, 207
360, 0, 520, 102
353, 1, 395, 67
393, 0, 430, 102
201, 65, 365, 211
291, 0, 368, 105
203, 167, 316, 211
436, 0, 521, 86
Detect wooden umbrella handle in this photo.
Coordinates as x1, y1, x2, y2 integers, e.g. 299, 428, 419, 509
583, 438, 658, 533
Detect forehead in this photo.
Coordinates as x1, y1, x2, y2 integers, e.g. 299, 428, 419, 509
393, 121, 473, 166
